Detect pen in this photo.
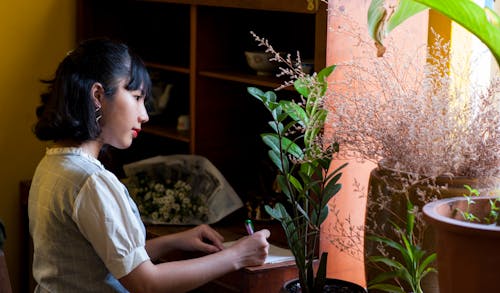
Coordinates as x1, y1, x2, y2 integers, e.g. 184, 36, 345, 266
244, 219, 254, 235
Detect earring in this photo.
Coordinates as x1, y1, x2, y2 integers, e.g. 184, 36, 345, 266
95, 106, 102, 122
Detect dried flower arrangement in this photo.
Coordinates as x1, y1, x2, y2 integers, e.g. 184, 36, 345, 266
324, 8, 500, 292
328, 33, 500, 180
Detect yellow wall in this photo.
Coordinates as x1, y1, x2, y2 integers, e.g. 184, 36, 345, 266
0, 0, 75, 291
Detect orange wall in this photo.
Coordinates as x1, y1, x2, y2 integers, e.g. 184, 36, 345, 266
322, 0, 429, 288
0, 0, 75, 291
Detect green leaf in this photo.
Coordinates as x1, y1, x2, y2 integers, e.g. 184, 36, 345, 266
247, 87, 265, 102
317, 65, 336, 95
369, 255, 405, 270
406, 200, 415, 241
367, 0, 388, 46
268, 121, 284, 135
261, 133, 304, 160
287, 174, 303, 193
265, 204, 285, 220
280, 100, 308, 127
317, 204, 329, 225
367, 235, 405, 253
304, 109, 327, 146
321, 181, 341, 207
418, 253, 437, 277
268, 149, 286, 173
276, 174, 292, 198
295, 202, 311, 222
387, 0, 428, 33
264, 90, 277, 103
368, 0, 500, 65
294, 77, 310, 97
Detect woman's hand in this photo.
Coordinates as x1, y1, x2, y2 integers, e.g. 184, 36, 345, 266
175, 224, 225, 253
227, 229, 270, 268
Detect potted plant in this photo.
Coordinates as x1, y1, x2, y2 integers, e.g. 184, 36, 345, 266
367, 199, 437, 293
365, 1, 500, 292
247, 33, 366, 292
299, 2, 500, 291
423, 188, 500, 292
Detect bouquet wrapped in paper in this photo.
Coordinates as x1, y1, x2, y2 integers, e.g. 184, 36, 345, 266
123, 155, 243, 225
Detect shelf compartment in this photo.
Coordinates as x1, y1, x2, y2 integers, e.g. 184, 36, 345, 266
198, 70, 294, 90
146, 62, 190, 75
142, 124, 190, 143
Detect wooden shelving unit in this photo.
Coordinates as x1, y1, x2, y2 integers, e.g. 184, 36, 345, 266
77, 0, 327, 201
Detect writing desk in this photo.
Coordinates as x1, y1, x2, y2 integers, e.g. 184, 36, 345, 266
146, 213, 299, 293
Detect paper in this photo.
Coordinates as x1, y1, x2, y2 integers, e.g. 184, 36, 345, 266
224, 241, 295, 264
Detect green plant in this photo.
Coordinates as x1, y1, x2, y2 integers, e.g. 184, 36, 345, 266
459, 184, 500, 225
367, 0, 500, 65
367, 200, 437, 293
248, 64, 347, 292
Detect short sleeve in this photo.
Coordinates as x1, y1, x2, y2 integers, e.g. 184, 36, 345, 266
73, 170, 150, 278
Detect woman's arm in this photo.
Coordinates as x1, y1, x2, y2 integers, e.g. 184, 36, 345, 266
120, 229, 270, 293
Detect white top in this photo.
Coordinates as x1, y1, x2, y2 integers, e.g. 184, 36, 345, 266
29, 147, 149, 292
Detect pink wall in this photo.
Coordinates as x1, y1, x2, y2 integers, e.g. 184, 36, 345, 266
321, 0, 429, 287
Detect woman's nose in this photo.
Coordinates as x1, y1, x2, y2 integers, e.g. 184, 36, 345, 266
139, 104, 149, 123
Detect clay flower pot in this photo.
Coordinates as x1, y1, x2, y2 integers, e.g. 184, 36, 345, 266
280, 278, 367, 293
423, 196, 500, 293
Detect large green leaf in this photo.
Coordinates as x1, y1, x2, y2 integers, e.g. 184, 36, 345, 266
280, 100, 308, 127
368, 0, 500, 65
268, 149, 287, 173
386, 0, 428, 33
247, 87, 265, 102
261, 133, 303, 159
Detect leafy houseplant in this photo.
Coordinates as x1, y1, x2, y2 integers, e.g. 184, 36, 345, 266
248, 71, 346, 293
247, 33, 365, 293
367, 199, 437, 293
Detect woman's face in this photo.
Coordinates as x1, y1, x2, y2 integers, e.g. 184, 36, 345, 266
98, 79, 149, 149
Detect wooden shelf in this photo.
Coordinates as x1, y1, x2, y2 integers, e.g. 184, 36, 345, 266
77, 0, 326, 201
199, 70, 294, 90
145, 62, 190, 75
142, 124, 190, 143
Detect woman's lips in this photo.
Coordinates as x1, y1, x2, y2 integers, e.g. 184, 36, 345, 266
132, 129, 140, 138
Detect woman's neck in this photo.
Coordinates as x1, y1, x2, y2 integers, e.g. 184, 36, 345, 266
54, 140, 103, 158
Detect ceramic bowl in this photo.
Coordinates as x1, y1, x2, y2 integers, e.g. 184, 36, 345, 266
244, 51, 278, 76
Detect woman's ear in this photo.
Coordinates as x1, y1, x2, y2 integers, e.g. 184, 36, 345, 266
91, 82, 104, 108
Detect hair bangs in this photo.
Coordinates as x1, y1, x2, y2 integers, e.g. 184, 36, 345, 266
127, 54, 152, 102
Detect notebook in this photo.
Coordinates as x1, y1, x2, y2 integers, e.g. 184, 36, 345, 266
223, 241, 295, 264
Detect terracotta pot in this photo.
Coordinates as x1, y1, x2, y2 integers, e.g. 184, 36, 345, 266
423, 196, 500, 293
364, 161, 496, 293
280, 278, 367, 293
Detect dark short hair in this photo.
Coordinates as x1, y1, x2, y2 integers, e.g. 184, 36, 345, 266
34, 38, 152, 142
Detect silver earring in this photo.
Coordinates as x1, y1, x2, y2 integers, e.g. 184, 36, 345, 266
95, 106, 102, 122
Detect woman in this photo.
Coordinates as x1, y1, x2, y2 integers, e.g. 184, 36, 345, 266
28, 38, 270, 293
